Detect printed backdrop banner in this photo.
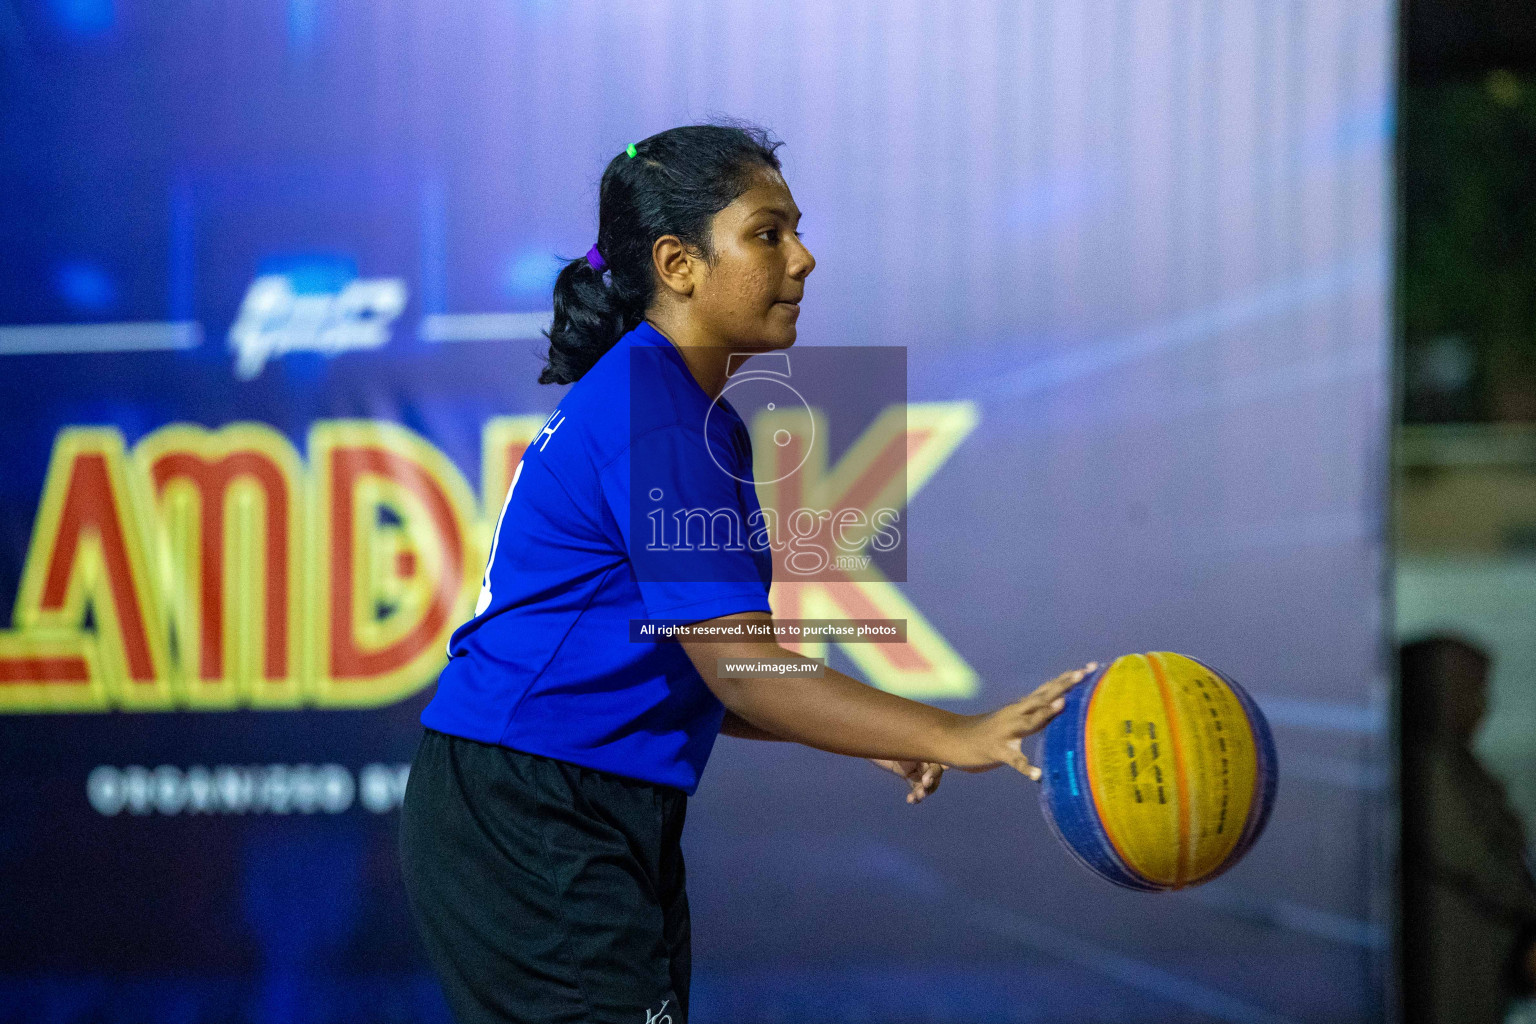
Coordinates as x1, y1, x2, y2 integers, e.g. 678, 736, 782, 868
0, 1, 1394, 1022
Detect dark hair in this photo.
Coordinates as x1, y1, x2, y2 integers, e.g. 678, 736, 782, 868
539, 123, 785, 385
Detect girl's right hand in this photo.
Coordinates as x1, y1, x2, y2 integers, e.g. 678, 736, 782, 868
943, 662, 1098, 780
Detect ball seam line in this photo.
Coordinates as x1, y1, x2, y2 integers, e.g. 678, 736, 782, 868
1081, 657, 1148, 886
1146, 652, 1193, 889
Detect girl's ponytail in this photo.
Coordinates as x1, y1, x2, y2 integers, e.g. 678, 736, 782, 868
539, 252, 644, 385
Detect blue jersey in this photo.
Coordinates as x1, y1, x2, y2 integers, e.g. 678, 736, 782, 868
422, 322, 774, 793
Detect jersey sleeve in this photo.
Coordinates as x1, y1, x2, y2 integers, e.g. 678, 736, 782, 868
598, 424, 772, 623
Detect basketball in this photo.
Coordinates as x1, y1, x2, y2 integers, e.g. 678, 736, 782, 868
1037, 652, 1278, 891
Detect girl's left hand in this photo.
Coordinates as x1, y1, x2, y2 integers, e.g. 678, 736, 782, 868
871, 759, 944, 804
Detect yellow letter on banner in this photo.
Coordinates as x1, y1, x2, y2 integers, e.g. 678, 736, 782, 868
762, 402, 981, 700
136, 423, 306, 709
309, 421, 479, 708
1, 428, 172, 711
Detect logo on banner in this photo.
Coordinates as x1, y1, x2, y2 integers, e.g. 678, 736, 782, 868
228, 274, 408, 380
0, 404, 980, 713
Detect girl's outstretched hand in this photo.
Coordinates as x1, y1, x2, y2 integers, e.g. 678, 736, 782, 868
944, 662, 1098, 780
871, 759, 945, 804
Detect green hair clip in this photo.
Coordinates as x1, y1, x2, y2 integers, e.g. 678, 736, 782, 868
625, 143, 638, 159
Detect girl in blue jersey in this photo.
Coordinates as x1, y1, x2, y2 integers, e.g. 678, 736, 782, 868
399, 123, 1093, 1024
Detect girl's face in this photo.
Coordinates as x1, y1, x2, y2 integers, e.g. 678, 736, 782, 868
690, 171, 816, 351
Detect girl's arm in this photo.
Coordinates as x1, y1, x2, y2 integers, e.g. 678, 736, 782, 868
682, 611, 1090, 779
719, 707, 946, 803
719, 709, 785, 741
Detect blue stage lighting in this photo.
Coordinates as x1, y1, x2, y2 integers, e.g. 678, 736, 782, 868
256, 253, 357, 294
500, 249, 561, 301
53, 260, 118, 312
48, 0, 114, 38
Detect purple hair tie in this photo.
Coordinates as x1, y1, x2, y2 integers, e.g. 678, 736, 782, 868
585, 245, 606, 273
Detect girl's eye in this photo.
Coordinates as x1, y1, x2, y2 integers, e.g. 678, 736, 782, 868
758, 228, 779, 243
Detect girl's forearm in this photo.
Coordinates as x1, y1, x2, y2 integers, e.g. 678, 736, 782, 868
693, 642, 966, 762
719, 709, 786, 741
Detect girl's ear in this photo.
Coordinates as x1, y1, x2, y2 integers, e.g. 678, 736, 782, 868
651, 234, 700, 298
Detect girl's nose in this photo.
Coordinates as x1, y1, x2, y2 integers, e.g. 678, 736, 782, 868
791, 240, 815, 279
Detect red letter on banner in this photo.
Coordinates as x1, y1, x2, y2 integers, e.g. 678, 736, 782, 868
138, 423, 305, 708
1, 428, 170, 710
310, 421, 478, 707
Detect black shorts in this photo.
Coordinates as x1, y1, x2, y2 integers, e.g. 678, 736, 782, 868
399, 728, 691, 1024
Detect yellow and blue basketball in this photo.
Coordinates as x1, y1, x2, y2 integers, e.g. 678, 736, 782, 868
1038, 652, 1277, 891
